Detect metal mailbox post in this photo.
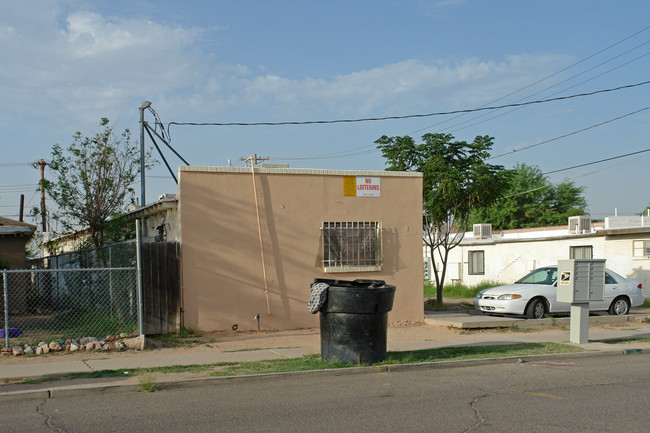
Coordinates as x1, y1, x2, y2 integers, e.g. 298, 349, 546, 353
557, 259, 605, 344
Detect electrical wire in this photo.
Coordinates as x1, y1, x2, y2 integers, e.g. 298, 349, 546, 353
488, 106, 650, 159
275, 29, 650, 162
166, 80, 650, 131
410, 25, 650, 134
277, 105, 650, 163
542, 147, 650, 175
448, 49, 650, 134
499, 151, 650, 202
0, 162, 32, 167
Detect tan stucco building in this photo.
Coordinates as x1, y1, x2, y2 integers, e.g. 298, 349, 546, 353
178, 166, 424, 332
0, 216, 36, 269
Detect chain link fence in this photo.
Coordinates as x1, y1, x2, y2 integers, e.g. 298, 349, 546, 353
28, 241, 137, 270
2, 267, 139, 348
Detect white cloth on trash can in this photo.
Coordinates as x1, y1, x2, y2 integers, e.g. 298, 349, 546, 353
307, 282, 329, 314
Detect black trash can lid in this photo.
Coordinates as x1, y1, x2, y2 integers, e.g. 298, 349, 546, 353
313, 278, 388, 289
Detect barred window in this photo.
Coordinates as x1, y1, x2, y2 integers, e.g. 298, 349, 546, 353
321, 222, 382, 272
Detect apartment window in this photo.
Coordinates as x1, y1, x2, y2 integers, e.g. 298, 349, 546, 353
468, 250, 484, 275
570, 245, 593, 259
322, 222, 382, 272
633, 240, 650, 258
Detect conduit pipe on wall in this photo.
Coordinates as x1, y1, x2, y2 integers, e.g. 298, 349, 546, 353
250, 162, 272, 315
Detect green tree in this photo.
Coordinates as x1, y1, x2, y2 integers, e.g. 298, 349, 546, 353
376, 133, 510, 303
44, 118, 148, 247
469, 163, 588, 229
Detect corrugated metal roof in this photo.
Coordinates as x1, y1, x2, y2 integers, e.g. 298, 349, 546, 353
0, 226, 34, 236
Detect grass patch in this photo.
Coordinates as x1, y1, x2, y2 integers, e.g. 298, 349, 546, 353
210, 354, 349, 376
424, 281, 503, 299
600, 336, 650, 344
138, 374, 158, 392
10, 309, 137, 347
424, 298, 474, 311
21, 376, 62, 385
11, 342, 586, 386
154, 327, 203, 347
383, 342, 581, 364
51, 309, 136, 339
640, 300, 650, 308
67, 369, 134, 380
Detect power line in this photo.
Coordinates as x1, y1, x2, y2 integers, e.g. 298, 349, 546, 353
447, 48, 650, 135
501, 151, 650, 202
167, 80, 650, 130
276, 28, 650, 162
542, 147, 650, 175
0, 162, 33, 167
489, 106, 650, 159
278, 104, 650, 163
411, 26, 650, 134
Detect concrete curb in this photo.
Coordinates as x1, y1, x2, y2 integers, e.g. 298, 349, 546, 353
1, 346, 646, 403
425, 312, 650, 329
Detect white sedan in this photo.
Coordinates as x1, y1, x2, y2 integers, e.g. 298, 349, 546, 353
473, 267, 645, 319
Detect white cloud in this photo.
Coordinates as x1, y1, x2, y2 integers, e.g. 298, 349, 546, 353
0, 1, 570, 128
0, 3, 204, 122
187, 55, 570, 117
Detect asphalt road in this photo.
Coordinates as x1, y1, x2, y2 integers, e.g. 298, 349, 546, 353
3, 353, 650, 432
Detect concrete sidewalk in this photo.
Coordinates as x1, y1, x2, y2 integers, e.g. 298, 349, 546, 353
2, 312, 650, 401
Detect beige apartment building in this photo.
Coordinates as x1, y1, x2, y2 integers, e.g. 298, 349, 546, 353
426, 216, 650, 298
178, 166, 424, 332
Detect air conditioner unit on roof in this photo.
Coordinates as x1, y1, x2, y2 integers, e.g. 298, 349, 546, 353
473, 224, 492, 239
568, 216, 591, 234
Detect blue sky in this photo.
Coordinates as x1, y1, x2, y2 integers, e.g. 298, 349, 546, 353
1, 0, 650, 227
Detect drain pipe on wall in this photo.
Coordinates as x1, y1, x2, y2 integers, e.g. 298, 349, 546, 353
249, 159, 272, 316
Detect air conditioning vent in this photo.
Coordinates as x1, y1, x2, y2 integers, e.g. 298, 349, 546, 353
158, 193, 176, 201
568, 216, 591, 234
473, 224, 492, 239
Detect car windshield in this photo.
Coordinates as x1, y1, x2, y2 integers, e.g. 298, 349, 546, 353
516, 268, 557, 285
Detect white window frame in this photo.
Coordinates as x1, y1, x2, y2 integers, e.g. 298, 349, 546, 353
570, 245, 593, 259
321, 222, 382, 273
633, 240, 650, 258
468, 250, 485, 275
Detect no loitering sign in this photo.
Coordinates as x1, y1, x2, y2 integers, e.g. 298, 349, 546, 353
343, 176, 381, 197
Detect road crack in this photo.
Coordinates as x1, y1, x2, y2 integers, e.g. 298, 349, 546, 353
464, 393, 492, 432
37, 400, 67, 433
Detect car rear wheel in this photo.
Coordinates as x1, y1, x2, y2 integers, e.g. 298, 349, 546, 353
525, 298, 547, 319
609, 297, 630, 315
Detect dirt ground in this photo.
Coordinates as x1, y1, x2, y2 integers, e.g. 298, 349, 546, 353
0, 321, 576, 367
2, 319, 649, 392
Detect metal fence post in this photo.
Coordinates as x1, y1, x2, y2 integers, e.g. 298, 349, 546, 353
136, 219, 144, 336
109, 246, 114, 315
3, 270, 8, 349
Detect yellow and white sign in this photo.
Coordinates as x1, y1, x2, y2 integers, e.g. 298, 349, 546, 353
343, 176, 381, 197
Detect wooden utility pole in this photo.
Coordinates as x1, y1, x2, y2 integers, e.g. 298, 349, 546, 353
19, 194, 24, 222
38, 159, 47, 232
240, 154, 269, 167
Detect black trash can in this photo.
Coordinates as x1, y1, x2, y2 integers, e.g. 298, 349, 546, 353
313, 278, 396, 364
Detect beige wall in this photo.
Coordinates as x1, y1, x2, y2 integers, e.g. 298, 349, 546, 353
178, 167, 424, 332
0, 236, 29, 269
